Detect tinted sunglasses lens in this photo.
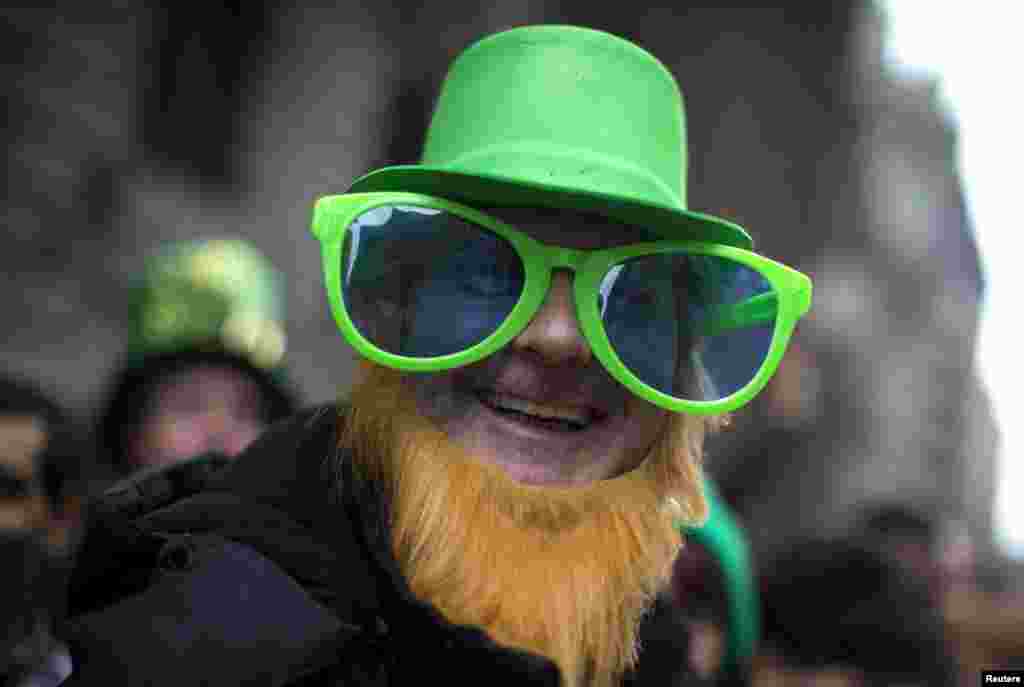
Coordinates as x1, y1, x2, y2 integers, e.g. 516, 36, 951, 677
599, 253, 775, 402
340, 204, 525, 358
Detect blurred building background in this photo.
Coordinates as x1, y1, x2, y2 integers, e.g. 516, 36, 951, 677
0, 2, 1000, 567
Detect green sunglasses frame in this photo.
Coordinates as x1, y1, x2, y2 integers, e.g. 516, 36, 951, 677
312, 192, 812, 415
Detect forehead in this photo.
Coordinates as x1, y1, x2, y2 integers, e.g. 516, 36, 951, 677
483, 207, 658, 250
147, 364, 266, 413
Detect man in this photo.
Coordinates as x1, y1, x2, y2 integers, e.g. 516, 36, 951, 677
59, 25, 811, 686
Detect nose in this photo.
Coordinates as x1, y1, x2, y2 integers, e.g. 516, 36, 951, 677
201, 404, 252, 457
204, 399, 232, 433
511, 271, 592, 366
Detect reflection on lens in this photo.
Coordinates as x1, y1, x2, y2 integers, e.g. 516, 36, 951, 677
340, 205, 525, 357
600, 253, 775, 402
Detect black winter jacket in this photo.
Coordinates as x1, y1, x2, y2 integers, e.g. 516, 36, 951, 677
58, 405, 703, 686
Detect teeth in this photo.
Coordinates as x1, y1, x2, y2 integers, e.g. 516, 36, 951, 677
484, 392, 592, 426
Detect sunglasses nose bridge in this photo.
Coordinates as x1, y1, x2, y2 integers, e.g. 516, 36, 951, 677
547, 246, 586, 272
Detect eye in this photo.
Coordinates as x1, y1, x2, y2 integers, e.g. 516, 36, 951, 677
610, 285, 660, 311
459, 266, 518, 296
626, 289, 658, 307
453, 251, 520, 297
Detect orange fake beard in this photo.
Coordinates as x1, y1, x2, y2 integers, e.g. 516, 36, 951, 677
340, 362, 711, 687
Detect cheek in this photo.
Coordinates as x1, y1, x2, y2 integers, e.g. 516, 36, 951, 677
406, 369, 482, 435
222, 421, 264, 456
618, 399, 670, 452
146, 414, 207, 454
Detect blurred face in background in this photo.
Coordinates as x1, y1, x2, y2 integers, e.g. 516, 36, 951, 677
0, 414, 47, 531
127, 364, 267, 469
671, 541, 729, 679
0, 411, 72, 681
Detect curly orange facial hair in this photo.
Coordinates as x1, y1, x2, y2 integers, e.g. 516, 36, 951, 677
339, 361, 713, 687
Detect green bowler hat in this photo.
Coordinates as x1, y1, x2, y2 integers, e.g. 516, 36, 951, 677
127, 239, 288, 371
349, 24, 752, 249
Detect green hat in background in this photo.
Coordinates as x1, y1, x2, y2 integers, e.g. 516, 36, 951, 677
98, 238, 297, 475
126, 238, 287, 372
679, 478, 759, 677
349, 24, 753, 249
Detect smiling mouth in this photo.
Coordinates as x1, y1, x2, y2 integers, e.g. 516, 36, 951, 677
476, 390, 604, 433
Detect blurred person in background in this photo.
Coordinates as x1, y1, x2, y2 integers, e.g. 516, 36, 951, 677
674, 480, 757, 686
624, 592, 708, 686
57, 25, 811, 686
667, 541, 730, 684
754, 537, 958, 687
94, 238, 298, 478
626, 478, 758, 686
849, 502, 1024, 683
1, 373, 92, 686
942, 568, 1024, 684
851, 503, 950, 605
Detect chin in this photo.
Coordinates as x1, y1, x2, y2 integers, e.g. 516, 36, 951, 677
489, 459, 588, 487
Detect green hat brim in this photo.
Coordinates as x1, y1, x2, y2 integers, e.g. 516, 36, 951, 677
349, 165, 753, 250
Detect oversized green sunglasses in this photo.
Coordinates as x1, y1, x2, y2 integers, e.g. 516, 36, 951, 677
312, 192, 812, 415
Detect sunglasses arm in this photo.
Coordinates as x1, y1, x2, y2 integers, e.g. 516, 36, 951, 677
699, 292, 777, 337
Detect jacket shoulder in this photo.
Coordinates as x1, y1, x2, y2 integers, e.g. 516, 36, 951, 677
60, 532, 352, 686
